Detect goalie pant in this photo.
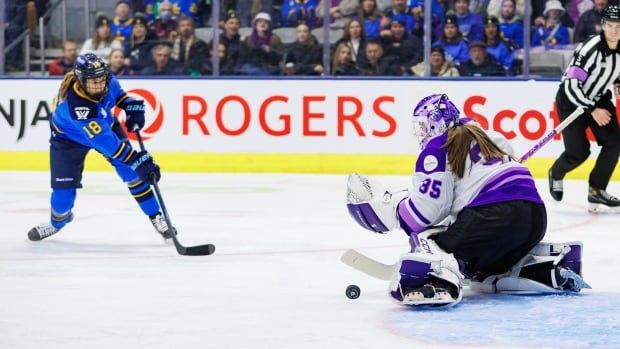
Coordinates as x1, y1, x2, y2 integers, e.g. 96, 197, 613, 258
430, 199, 547, 277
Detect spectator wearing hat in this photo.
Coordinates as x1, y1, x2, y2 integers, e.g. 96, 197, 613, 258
216, 10, 242, 74
532, 0, 570, 48
409, 45, 460, 77
81, 14, 123, 62
171, 15, 211, 75
574, 0, 607, 43
355, 0, 384, 40
334, 18, 369, 67
149, 0, 178, 41
111, 1, 134, 48
284, 22, 324, 75
125, 13, 158, 74
454, 0, 484, 42
381, 14, 424, 72
483, 15, 514, 72
358, 39, 400, 75
458, 40, 506, 76
141, 43, 183, 75
497, 0, 524, 48
281, 0, 319, 28
49, 40, 79, 76
381, 0, 417, 35
239, 12, 284, 75
434, 14, 470, 66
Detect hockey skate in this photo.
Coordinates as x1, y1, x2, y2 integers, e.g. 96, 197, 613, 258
587, 187, 620, 213
150, 213, 177, 243
401, 277, 461, 307
28, 213, 73, 241
548, 169, 563, 202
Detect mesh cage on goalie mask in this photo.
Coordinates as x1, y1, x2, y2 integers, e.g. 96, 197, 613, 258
411, 94, 460, 150
74, 53, 110, 101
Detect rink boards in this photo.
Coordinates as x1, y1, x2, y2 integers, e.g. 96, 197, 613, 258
1, 77, 619, 179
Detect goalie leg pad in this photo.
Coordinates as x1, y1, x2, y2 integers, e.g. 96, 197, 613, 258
346, 173, 409, 233
472, 241, 590, 294
389, 238, 464, 307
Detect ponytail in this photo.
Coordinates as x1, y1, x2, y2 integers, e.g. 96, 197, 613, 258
58, 70, 78, 101
445, 123, 508, 178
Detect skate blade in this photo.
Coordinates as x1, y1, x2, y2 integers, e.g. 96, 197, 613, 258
588, 203, 620, 214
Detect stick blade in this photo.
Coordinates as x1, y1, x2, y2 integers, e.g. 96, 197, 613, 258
340, 249, 393, 281
179, 243, 216, 256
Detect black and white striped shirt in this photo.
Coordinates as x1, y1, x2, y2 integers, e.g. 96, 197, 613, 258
561, 33, 620, 108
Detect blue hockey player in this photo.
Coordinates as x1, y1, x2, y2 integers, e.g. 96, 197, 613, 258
28, 53, 175, 242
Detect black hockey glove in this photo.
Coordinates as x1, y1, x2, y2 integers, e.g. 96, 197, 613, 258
129, 151, 161, 183
123, 99, 146, 131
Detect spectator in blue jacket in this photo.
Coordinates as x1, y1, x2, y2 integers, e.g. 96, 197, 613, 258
434, 14, 470, 66
532, 0, 570, 48
483, 15, 514, 71
281, 0, 319, 28
498, 0, 524, 48
454, 0, 484, 42
357, 0, 385, 39
111, 1, 134, 49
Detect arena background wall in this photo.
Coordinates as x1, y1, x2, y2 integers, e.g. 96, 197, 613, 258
1, 77, 618, 180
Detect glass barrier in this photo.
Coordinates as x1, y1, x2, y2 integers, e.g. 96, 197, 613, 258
0, 0, 591, 78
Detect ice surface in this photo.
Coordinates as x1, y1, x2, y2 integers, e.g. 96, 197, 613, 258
1, 172, 618, 349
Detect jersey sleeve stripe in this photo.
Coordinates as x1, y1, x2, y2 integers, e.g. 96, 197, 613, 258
111, 142, 126, 159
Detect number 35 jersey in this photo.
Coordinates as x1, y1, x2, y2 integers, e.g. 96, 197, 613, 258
50, 76, 133, 161
397, 128, 543, 235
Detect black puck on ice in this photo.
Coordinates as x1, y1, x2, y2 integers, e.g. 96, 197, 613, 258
345, 285, 361, 299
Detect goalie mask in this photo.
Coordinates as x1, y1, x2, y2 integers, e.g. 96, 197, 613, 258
411, 94, 460, 150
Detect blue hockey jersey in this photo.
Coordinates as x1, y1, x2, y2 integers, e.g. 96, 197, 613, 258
50, 76, 136, 162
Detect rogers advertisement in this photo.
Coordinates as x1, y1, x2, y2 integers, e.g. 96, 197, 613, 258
0, 78, 609, 157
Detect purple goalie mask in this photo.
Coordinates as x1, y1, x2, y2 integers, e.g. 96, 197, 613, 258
411, 94, 460, 150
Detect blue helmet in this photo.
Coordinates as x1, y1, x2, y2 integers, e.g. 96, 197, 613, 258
411, 94, 460, 150
74, 53, 109, 100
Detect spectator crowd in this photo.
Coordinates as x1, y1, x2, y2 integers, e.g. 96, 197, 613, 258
3, 0, 618, 77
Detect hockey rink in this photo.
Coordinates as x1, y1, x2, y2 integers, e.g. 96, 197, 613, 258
1, 171, 619, 349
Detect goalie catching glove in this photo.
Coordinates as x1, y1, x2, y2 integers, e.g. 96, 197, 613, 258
346, 173, 410, 233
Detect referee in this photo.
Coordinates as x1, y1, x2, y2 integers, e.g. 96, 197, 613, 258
549, 4, 620, 213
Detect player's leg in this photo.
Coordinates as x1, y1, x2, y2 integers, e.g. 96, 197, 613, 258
28, 139, 89, 241
388, 231, 464, 307
474, 241, 591, 294
586, 102, 620, 213
549, 94, 591, 201
111, 159, 176, 241
108, 121, 175, 240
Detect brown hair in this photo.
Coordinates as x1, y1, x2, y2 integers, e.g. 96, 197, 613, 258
445, 123, 509, 178
58, 70, 78, 101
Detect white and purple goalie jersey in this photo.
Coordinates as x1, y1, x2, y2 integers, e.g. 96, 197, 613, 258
397, 125, 543, 235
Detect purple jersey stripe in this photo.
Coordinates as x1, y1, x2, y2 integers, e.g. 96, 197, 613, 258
479, 167, 531, 194
398, 202, 427, 233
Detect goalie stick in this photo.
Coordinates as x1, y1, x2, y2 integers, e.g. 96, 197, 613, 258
340, 249, 393, 281
135, 130, 216, 256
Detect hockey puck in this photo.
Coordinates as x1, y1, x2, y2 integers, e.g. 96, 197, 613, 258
345, 285, 361, 299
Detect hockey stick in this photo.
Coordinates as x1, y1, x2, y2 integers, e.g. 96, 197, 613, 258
519, 107, 584, 163
135, 130, 215, 256
340, 249, 393, 281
